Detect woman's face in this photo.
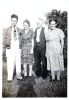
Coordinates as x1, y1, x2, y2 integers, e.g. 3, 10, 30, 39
23, 22, 29, 30
49, 20, 57, 30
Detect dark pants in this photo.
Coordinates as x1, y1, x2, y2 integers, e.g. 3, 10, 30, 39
34, 44, 47, 78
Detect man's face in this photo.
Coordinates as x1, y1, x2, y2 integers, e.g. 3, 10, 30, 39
11, 18, 18, 27
36, 19, 43, 28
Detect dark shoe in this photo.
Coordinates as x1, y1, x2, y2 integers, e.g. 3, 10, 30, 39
50, 78, 56, 82
8, 80, 12, 82
52, 79, 56, 82
57, 79, 60, 82
7, 79, 12, 82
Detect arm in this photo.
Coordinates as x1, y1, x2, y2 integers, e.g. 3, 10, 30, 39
59, 29, 65, 52
2, 28, 7, 61
3, 29, 7, 49
61, 38, 64, 52
30, 29, 35, 54
30, 38, 34, 54
59, 29, 65, 55
31, 38, 34, 49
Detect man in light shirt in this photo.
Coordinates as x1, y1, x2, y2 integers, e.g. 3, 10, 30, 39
34, 18, 48, 79
3, 14, 22, 81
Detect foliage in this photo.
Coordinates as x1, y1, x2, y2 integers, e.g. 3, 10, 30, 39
46, 9, 67, 34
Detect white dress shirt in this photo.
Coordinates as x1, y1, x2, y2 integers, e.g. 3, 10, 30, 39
11, 26, 19, 40
36, 27, 42, 42
11, 26, 19, 49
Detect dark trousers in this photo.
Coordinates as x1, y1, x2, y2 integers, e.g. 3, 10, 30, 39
34, 44, 47, 78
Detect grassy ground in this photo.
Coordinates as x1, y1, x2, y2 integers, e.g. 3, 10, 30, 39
2, 62, 67, 97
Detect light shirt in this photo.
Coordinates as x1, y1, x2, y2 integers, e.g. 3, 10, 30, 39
11, 26, 19, 40
11, 26, 19, 49
36, 27, 42, 42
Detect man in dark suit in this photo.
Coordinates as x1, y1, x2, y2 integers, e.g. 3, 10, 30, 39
34, 18, 47, 79
3, 14, 22, 81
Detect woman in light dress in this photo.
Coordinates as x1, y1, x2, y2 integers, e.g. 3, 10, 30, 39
45, 19, 65, 81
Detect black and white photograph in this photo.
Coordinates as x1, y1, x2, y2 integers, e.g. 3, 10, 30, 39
0, 0, 68, 98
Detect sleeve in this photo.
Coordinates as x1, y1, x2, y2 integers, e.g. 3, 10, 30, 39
59, 29, 65, 39
2, 28, 7, 61
2, 28, 7, 48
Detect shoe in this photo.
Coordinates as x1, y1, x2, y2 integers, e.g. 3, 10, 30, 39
24, 72, 27, 76
7, 79, 12, 82
8, 80, 12, 82
49, 78, 56, 82
29, 73, 32, 76
52, 79, 56, 82
29, 75, 32, 76
17, 76, 22, 80
57, 79, 60, 82
24, 74, 27, 76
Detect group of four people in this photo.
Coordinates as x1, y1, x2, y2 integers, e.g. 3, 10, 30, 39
3, 14, 64, 82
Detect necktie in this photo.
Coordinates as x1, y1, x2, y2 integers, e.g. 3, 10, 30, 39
14, 27, 17, 40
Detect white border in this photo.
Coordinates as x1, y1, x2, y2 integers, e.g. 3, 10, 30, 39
0, 0, 69, 99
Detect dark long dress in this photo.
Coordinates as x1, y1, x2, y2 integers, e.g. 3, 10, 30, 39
21, 28, 34, 65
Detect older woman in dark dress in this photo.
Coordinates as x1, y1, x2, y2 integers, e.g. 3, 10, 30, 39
21, 19, 34, 76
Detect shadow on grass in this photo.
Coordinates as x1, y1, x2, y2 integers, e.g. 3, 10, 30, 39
17, 83, 36, 97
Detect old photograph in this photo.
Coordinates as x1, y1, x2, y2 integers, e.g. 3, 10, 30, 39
1, 0, 68, 98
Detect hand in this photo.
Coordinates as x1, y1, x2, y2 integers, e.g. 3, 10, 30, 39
30, 49, 33, 54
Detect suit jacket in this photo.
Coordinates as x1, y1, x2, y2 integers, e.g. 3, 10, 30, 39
3, 26, 22, 55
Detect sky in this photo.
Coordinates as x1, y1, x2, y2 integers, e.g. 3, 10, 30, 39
0, 0, 69, 98
0, 0, 68, 29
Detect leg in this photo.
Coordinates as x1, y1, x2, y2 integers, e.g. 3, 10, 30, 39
21, 64, 24, 75
57, 70, 60, 80
16, 49, 22, 79
29, 64, 33, 76
23, 64, 27, 76
41, 47, 48, 78
34, 46, 42, 77
51, 71, 55, 80
6, 49, 15, 81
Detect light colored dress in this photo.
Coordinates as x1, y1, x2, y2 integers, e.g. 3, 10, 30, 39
45, 28, 64, 71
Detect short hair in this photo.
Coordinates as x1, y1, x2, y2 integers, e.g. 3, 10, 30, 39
23, 19, 30, 27
11, 14, 18, 20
